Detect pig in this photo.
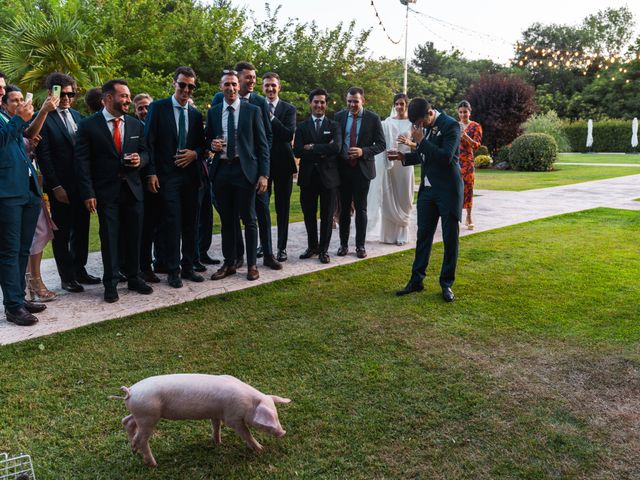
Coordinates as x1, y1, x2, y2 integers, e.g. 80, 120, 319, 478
109, 374, 291, 467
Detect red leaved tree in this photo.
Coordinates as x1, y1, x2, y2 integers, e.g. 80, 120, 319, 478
465, 74, 537, 155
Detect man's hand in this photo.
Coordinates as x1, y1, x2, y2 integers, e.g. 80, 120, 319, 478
348, 147, 363, 159
175, 149, 197, 168
53, 187, 70, 205
147, 175, 160, 193
16, 101, 34, 122
256, 175, 268, 194
303, 143, 314, 150
211, 138, 225, 152
124, 152, 141, 168
84, 198, 97, 213
411, 124, 425, 145
387, 151, 405, 163
41, 95, 60, 113
29, 134, 42, 150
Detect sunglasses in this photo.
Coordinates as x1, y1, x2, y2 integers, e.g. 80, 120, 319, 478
60, 92, 76, 98
177, 81, 196, 91
222, 69, 238, 76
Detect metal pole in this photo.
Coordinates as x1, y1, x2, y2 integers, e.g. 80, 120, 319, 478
403, 0, 409, 94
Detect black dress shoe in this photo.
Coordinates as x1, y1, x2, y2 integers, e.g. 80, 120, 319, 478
277, 249, 288, 262
200, 253, 221, 265
337, 245, 349, 256
442, 287, 455, 302
256, 246, 264, 258
234, 257, 244, 269
141, 270, 161, 283
76, 272, 101, 285
5, 307, 38, 326
24, 300, 46, 313
128, 278, 154, 294
181, 270, 205, 282
104, 287, 119, 303
396, 282, 424, 296
263, 255, 283, 270
116, 271, 127, 283
319, 252, 330, 264
61, 280, 84, 293
167, 272, 183, 288
192, 260, 207, 273
299, 247, 319, 259
356, 247, 367, 259
211, 264, 237, 280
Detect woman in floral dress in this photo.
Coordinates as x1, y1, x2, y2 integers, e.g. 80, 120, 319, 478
457, 100, 482, 230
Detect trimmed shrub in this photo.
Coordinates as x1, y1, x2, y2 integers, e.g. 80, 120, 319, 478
510, 133, 558, 171
474, 145, 489, 157
563, 119, 637, 153
474, 155, 493, 169
524, 111, 571, 152
494, 145, 511, 165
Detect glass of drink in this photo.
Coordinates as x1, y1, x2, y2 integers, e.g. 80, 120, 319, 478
123, 153, 135, 166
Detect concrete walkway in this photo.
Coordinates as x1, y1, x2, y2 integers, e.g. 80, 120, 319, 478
556, 162, 640, 167
2, 173, 639, 346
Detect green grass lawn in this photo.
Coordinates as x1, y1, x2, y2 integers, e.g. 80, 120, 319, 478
557, 152, 640, 164
4, 208, 640, 479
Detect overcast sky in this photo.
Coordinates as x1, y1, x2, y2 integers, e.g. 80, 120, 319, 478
237, 0, 640, 64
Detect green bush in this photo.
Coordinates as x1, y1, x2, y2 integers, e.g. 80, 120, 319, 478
563, 119, 637, 153
474, 145, 489, 157
510, 133, 558, 171
524, 111, 571, 152
474, 155, 492, 169
494, 146, 511, 165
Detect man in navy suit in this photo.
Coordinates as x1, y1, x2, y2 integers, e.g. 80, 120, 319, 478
335, 87, 385, 259
390, 98, 463, 302
37, 72, 100, 293
145, 67, 206, 288
262, 72, 297, 262
211, 62, 281, 271
206, 70, 269, 281
75, 79, 153, 303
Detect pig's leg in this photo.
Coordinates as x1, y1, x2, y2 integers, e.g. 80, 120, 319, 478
211, 418, 222, 444
132, 419, 158, 467
226, 419, 263, 452
122, 415, 138, 451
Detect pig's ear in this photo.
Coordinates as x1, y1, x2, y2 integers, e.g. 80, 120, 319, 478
270, 395, 291, 404
253, 403, 279, 430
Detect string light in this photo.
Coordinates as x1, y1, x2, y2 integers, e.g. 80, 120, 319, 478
369, 0, 403, 45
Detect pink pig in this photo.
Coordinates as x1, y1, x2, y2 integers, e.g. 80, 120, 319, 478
109, 374, 291, 467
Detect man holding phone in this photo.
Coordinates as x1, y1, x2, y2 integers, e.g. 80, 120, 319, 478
37, 72, 101, 293
144, 67, 206, 288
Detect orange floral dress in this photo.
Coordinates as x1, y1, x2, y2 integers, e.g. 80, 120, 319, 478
459, 121, 482, 209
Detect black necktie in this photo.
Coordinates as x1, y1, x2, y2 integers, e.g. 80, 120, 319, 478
177, 106, 187, 150
61, 110, 75, 142
315, 118, 322, 135
226, 105, 236, 160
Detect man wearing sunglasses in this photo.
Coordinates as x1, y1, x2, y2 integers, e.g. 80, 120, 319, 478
37, 72, 100, 293
145, 66, 206, 289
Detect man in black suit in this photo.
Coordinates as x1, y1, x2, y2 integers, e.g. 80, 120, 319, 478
145, 67, 206, 288
75, 79, 153, 303
262, 72, 296, 262
294, 88, 341, 264
206, 70, 269, 281
37, 72, 100, 293
390, 98, 463, 302
211, 62, 281, 271
335, 87, 385, 259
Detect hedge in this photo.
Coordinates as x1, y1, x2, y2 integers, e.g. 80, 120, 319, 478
563, 119, 639, 153
510, 133, 558, 171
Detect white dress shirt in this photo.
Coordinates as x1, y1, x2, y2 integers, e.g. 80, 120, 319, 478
102, 108, 125, 139
172, 95, 189, 136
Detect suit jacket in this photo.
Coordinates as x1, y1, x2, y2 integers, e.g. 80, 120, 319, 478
205, 101, 269, 185
144, 96, 205, 184
75, 112, 149, 204
403, 111, 463, 220
212, 91, 273, 150
269, 100, 297, 178
36, 108, 83, 193
294, 117, 341, 189
0, 115, 41, 199
334, 108, 385, 180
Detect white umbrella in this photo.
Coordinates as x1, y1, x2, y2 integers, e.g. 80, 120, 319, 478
632, 117, 638, 148
586, 119, 594, 148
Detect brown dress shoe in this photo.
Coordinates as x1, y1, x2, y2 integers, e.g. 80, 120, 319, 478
263, 255, 283, 270
211, 264, 237, 281
247, 266, 259, 281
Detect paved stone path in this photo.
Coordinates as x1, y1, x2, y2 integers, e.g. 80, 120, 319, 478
1, 173, 639, 345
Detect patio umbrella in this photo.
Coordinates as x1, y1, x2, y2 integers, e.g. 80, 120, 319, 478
632, 117, 638, 148
586, 119, 594, 148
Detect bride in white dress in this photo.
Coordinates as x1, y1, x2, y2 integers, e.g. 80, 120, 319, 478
367, 93, 414, 245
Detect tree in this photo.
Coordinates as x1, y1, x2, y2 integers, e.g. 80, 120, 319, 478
465, 74, 537, 154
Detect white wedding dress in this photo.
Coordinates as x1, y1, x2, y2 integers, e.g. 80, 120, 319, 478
367, 117, 414, 244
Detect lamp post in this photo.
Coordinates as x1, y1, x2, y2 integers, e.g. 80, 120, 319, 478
400, 0, 416, 94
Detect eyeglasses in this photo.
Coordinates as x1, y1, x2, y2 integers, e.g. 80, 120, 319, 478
176, 81, 196, 91
60, 92, 76, 98
222, 69, 238, 76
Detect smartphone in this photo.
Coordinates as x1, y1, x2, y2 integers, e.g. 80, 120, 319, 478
25, 92, 33, 103
52, 85, 61, 97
